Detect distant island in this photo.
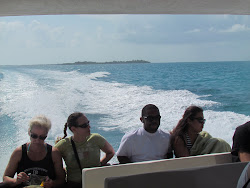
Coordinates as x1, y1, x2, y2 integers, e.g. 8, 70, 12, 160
60, 60, 150, 65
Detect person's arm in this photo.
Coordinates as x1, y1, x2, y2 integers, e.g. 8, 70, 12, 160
3, 146, 29, 187
100, 140, 115, 166
173, 136, 190, 158
117, 156, 132, 164
44, 147, 66, 188
165, 144, 173, 159
116, 134, 132, 164
239, 152, 250, 162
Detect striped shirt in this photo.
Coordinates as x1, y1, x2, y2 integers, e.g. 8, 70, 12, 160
185, 132, 193, 151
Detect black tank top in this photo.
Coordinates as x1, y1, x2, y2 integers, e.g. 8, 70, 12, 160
17, 144, 56, 179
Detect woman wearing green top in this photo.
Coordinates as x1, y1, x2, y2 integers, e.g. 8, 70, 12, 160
55, 112, 115, 188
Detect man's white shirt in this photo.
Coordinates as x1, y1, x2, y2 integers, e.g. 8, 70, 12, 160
116, 127, 171, 162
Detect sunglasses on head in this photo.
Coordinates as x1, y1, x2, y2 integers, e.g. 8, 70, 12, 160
143, 115, 161, 122
193, 117, 206, 124
77, 121, 90, 128
30, 132, 47, 140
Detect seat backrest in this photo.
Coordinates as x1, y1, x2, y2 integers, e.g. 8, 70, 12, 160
82, 152, 232, 188
104, 162, 248, 188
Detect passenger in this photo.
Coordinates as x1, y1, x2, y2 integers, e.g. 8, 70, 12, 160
232, 121, 250, 162
237, 162, 250, 188
171, 105, 231, 158
116, 104, 172, 164
3, 115, 66, 188
55, 112, 115, 188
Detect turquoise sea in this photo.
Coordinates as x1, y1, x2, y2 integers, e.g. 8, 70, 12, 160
0, 61, 250, 178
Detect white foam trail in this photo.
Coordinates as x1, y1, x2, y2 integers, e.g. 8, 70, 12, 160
0, 67, 249, 177
2, 68, 248, 142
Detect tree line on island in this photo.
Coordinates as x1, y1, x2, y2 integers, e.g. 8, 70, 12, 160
61, 60, 150, 65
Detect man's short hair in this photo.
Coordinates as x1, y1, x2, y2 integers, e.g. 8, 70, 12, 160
141, 104, 159, 116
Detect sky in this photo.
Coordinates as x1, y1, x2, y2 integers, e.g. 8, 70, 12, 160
0, 14, 250, 65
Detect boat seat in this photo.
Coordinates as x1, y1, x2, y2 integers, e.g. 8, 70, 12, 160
82, 152, 233, 188
105, 162, 248, 188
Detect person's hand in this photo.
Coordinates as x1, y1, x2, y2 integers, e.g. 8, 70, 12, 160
16, 172, 29, 184
42, 177, 53, 188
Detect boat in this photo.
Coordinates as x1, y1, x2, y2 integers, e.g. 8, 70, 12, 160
0, 0, 249, 188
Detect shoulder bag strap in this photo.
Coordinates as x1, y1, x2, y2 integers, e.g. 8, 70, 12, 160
71, 137, 82, 173
243, 179, 250, 188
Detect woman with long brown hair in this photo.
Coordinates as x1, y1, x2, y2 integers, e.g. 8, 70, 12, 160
171, 106, 231, 158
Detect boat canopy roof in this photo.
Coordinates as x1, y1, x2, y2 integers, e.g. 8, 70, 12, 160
0, 0, 250, 17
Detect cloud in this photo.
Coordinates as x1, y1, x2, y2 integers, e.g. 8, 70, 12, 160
186, 29, 201, 33
28, 20, 65, 42
219, 24, 250, 33
0, 19, 67, 48
0, 21, 25, 32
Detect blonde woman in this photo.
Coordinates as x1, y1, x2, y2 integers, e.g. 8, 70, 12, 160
3, 115, 65, 188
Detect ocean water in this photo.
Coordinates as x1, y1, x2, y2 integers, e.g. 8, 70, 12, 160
0, 61, 250, 179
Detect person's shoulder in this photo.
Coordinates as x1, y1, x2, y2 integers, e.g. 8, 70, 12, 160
51, 145, 62, 156
242, 121, 250, 126
13, 145, 23, 154
90, 133, 102, 137
119, 129, 140, 143
234, 122, 250, 137
174, 135, 185, 143
158, 129, 171, 137
236, 121, 250, 131
10, 144, 24, 161
89, 133, 106, 140
123, 128, 141, 138
199, 131, 212, 138
55, 137, 70, 147
51, 145, 64, 163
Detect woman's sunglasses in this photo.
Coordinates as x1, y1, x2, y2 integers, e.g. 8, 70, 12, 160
193, 118, 206, 124
77, 121, 90, 128
30, 132, 47, 140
